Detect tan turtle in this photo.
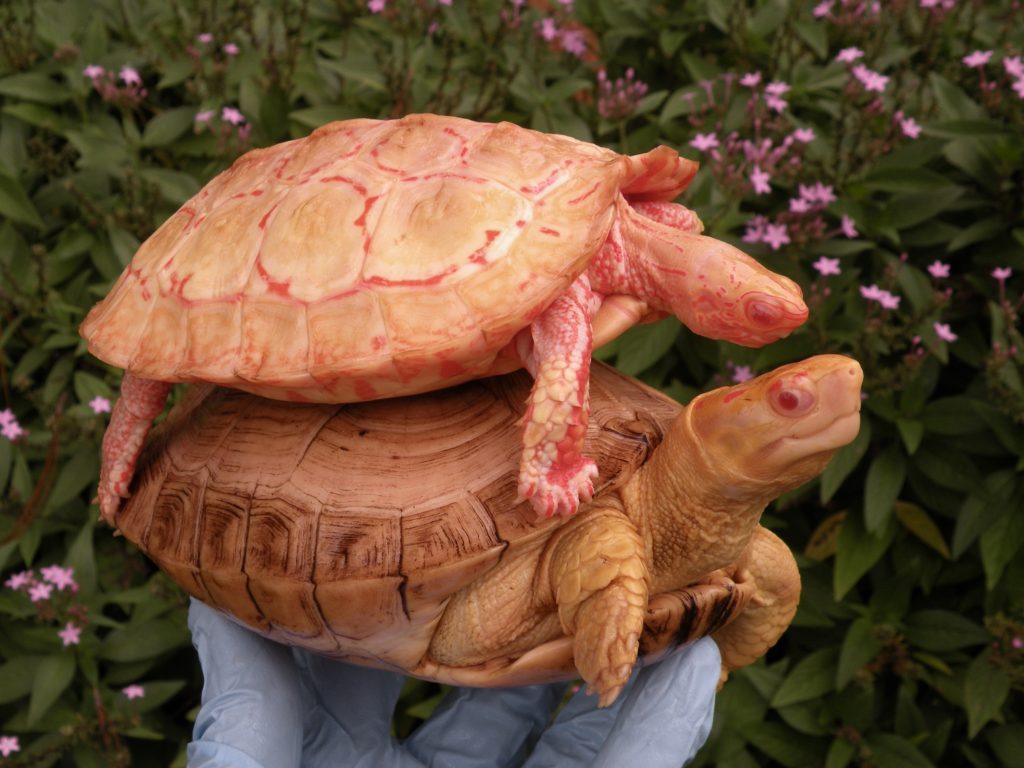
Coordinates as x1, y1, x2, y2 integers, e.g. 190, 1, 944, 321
117, 355, 861, 705
80, 113, 808, 523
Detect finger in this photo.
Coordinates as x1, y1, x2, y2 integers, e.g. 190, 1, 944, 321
186, 599, 303, 768
294, 652, 426, 767
405, 683, 566, 768
595, 637, 719, 768
523, 637, 720, 768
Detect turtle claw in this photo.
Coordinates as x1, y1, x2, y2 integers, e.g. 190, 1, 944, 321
519, 459, 598, 518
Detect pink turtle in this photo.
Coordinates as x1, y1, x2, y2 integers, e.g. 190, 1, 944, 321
80, 114, 807, 522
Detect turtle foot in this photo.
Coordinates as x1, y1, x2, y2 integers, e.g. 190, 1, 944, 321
518, 458, 598, 518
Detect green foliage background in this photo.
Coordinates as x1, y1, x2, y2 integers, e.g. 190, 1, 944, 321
1, 0, 1022, 765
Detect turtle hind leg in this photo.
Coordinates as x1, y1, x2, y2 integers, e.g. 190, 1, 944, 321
516, 275, 598, 518
99, 373, 172, 525
547, 508, 649, 707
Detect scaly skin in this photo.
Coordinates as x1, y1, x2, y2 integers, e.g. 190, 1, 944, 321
547, 509, 649, 706
98, 374, 171, 524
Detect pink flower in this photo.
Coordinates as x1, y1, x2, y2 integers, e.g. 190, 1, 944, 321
742, 215, 767, 243
934, 322, 958, 342
877, 290, 901, 310
41, 565, 76, 591
1005, 56, 1024, 80
852, 64, 889, 92
732, 365, 754, 383
762, 223, 791, 250
223, 42, 239, 56
860, 284, 882, 301
898, 114, 921, 139
5, 570, 32, 589
58, 622, 82, 647
195, 110, 214, 124
122, 684, 146, 700
1, 419, 23, 440
89, 396, 111, 414
439, 0, 453, 5
790, 197, 812, 214
927, 260, 950, 278
221, 106, 245, 125
1013, 636, 1023, 649
29, 582, 53, 602
536, 17, 558, 41
1013, 80, 1024, 100
689, 133, 719, 151
765, 82, 791, 98
596, 69, 649, 120
0, 736, 19, 757
962, 50, 993, 68
739, 72, 762, 87
368, 0, 386, 11
82, 64, 105, 79
840, 215, 858, 238
0, 408, 14, 427
836, 47, 864, 63
812, 1, 832, 17
992, 266, 1013, 281
791, 127, 815, 143
197, 32, 214, 44
119, 66, 141, 86
813, 256, 841, 276
561, 30, 586, 57
799, 182, 836, 206
750, 166, 771, 194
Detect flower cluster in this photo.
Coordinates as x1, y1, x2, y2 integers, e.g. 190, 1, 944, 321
812, 0, 882, 24
195, 105, 252, 152
6, 565, 86, 647
532, 0, 590, 60
82, 64, 148, 109
963, 50, 1024, 102
596, 69, 649, 121
0, 408, 23, 440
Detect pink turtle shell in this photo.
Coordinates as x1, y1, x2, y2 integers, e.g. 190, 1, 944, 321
80, 114, 696, 403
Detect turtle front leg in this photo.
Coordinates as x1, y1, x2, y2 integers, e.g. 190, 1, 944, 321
98, 373, 172, 525
516, 275, 598, 518
547, 509, 649, 707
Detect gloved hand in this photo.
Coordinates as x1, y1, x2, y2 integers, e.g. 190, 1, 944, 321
186, 598, 719, 768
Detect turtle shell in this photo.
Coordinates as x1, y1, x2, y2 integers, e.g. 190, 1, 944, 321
117, 362, 684, 680
80, 114, 696, 403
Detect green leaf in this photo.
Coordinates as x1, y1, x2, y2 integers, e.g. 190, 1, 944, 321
896, 419, 923, 454
613, 317, 681, 375
988, 724, 1024, 768
0, 72, 72, 104
0, 169, 44, 228
888, 187, 963, 231
922, 397, 987, 435
964, 651, 1010, 738
913, 443, 982, 493
952, 472, 1015, 558
28, 653, 76, 725
925, 120, 1008, 139
793, 19, 827, 58
820, 420, 871, 503
0, 656, 41, 704
3, 102, 67, 132
904, 610, 990, 651
836, 617, 883, 689
825, 738, 857, 768
894, 502, 950, 558
946, 216, 1007, 253
138, 168, 200, 206
928, 73, 984, 120
101, 617, 189, 662
979, 506, 1024, 589
867, 733, 935, 768
834, 510, 896, 600
141, 107, 197, 147
742, 721, 824, 767
126, 680, 187, 713
289, 105, 365, 131
864, 446, 905, 532
770, 647, 838, 708
46, 449, 99, 511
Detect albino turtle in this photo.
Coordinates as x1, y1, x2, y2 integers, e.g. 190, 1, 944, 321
117, 355, 862, 705
81, 114, 808, 522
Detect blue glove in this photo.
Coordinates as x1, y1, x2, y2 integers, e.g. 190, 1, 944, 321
186, 598, 719, 768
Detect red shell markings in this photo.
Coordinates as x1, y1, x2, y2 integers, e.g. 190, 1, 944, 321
80, 115, 631, 401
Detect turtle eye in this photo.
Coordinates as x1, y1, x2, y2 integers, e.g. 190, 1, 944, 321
771, 386, 815, 417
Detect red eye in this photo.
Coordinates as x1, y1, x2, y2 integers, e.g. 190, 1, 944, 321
772, 387, 815, 416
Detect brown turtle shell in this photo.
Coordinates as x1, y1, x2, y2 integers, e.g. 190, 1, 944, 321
118, 362, 750, 685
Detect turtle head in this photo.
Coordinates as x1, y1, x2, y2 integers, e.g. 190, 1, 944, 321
658, 236, 809, 347
618, 200, 808, 346
686, 355, 862, 497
